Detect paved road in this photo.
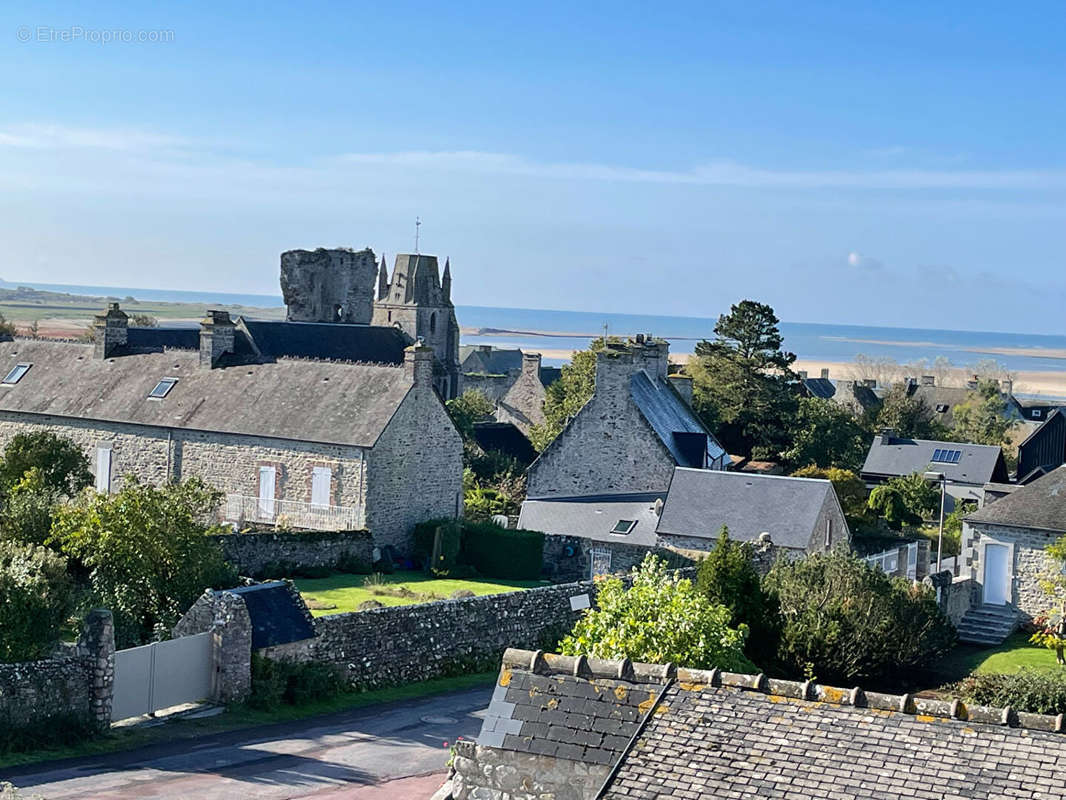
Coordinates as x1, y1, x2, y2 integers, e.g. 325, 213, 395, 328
3, 686, 492, 800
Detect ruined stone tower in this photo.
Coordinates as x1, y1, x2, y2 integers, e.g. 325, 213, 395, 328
372, 254, 460, 399
280, 247, 378, 323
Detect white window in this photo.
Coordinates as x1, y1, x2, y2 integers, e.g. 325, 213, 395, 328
2, 363, 31, 385
311, 466, 332, 508
258, 466, 277, 518
95, 446, 112, 493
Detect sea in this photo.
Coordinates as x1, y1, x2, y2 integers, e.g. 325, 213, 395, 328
7, 279, 1066, 379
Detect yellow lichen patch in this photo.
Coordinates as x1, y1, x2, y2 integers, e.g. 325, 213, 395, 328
614, 686, 629, 701
819, 687, 848, 705
499, 669, 512, 687
915, 714, 936, 723
654, 704, 671, 715
767, 695, 784, 703
546, 697, 559, 710
637, 692, 659, 714
679, 682, 707, 692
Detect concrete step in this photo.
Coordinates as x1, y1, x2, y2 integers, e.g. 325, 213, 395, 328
956, 605, 1019, 646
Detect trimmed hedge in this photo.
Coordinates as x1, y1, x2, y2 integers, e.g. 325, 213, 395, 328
952, 669, 1066, 715
414, 519, 544, 580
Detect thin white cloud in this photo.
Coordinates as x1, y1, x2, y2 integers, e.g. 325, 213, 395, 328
847, 252, 883, 270
0, 123, 191, 152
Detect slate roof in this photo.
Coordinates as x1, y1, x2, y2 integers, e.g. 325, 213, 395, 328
538, 365, 561, 387
629, 371, 726, 467
459, 346, 523, 375
861, 434, 1008, 485
472, 421, 537, 465
909, 383, 974, 427
220, 582, 316, 649
476, 649, 1066, 800
517, 493, 664, 546
240, 319, 407, 364
656, 467, 839, 550
965, 464, 1066, 533
801, 376, 835, 399
121, 326, 201, 352
0, 338, 412, 447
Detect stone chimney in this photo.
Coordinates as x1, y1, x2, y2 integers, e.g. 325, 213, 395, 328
594, 337, 670, 396
820, 368, 830, 380
520, 351, 542, 378
93, 303, 128, 359
797, 370, 808, 381
921, 375, 935, 386
667, 374, 694, 405
199, 310, 236, 369
405, 343, 435, 388
880, 428, 895, 445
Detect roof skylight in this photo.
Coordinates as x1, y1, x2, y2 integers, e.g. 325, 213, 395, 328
610, 519, 637, 535
1, 363, 30, 385
149, 377, 178, 399
931, 448, 962, 464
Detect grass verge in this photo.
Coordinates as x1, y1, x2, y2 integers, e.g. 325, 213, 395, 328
296, 570, 549, 615
0, 671, 495, 771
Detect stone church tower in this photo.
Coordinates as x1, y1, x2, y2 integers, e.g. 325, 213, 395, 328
372, 254, 460, 399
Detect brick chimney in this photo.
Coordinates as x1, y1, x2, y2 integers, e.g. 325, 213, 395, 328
93, 303, 128, 359
405, 343, 435, 388
199, 310, 236, 368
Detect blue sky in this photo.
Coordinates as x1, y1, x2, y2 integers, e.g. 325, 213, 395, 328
1, 1, 1064, 330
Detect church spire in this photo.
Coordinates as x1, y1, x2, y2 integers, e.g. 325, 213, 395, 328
377, 254, 389, 300
442, 257, 452, 302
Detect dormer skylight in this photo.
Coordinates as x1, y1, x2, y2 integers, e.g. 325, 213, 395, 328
610, 519, 637, 535
149, 377, 178, 399
1, 363, 30, 385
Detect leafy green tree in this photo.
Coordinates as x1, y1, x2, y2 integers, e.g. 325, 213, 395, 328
695, 528, 779, 667
792, 466, 869, 532
529, 339, 611, 452
867, 473, 939, 531
0, 469, 60, 547
0, 431, 92, 496
764, 550, 955, 684
1030, 535, 1066, 665
866, 484, 916, 530
559, 554, 752, 672
0, 540, 76, 663
128, 314, 158, 327
689, 300, 797, 458
952, 378, 1017, 448
0, 313, 16, 339
874, 383, 949, 440
462, 466, 526, 522
784, 397, 869, 471
445, 389, 495, 442
49, 477, 237, 647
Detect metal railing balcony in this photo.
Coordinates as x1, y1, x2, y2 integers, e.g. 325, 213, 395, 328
222, 494, 363, 531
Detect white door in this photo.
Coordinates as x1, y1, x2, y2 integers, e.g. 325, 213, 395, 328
983, 543, 1010, 605
95, 447, 112, 493
258, 466, 276, 518
311, 466, 331, 508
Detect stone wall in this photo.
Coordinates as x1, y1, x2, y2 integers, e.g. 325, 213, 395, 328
0, 609, 115, 735
0, 412, 370, 520
541, 534, 685, 583
451, 739, 609, 800
526, 348, 677, 498
925, 572, 974, 625
963, 521, 1060, 616
263, 576, 607, 689
280, 247, 379, 324
211, 530, 373, 577
365, 380, 463, 553
497, 354, 547, 434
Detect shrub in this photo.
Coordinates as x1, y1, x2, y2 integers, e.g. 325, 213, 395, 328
249, 654, 345, 710
0, 431, 92, 495
0, 468, 60, 547
695, 528, 779, 667
0, 541, 77, 663
49, 477, 238, 648
560, 554, 752, 671
764, 550, 955, 684
461, 521, 542, 579
952, 669, 1066, 715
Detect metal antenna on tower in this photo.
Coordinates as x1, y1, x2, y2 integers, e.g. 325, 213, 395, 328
603, 321, 609, 344
414, 216, 421, 255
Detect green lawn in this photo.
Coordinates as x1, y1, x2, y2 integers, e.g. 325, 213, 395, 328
294, 570, 550, 615
927, 633, 1063, 686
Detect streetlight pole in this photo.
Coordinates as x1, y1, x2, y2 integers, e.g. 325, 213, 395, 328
924, 471, 947, 573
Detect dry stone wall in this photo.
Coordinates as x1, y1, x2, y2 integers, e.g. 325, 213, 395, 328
211, 530, 373, 577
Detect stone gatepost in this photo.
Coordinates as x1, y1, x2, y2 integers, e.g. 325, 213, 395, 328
211, 592, 253, 704
77, 609, 116, 730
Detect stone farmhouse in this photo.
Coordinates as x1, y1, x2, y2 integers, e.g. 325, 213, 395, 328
453, 647, 1066, 800
520, 467, 848, 577
281, 247, 461, 399
0, 289, 464, 554
458, 346, 556, 434
526, 337, 727, 498
961, 465, 1066, 628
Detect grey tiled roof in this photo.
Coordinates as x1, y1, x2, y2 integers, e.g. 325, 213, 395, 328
518, 493, 664, 546
802, 376, 835, 399
861, 435, 1008, 485
483, 649, 1066, 800
459, 346, 523, 375
656, 467, 837, 550
966, 463, 1066, 533
0, 338, 412, 447
630, 371, 726, 466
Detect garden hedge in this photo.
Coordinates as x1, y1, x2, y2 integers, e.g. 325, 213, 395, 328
413, 518, 544, 580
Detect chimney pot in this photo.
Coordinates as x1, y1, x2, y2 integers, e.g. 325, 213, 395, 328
405, 344, 435, 388
199, 309, 236, 368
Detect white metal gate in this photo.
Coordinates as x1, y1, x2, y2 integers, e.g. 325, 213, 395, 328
111, 632, 215, 722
